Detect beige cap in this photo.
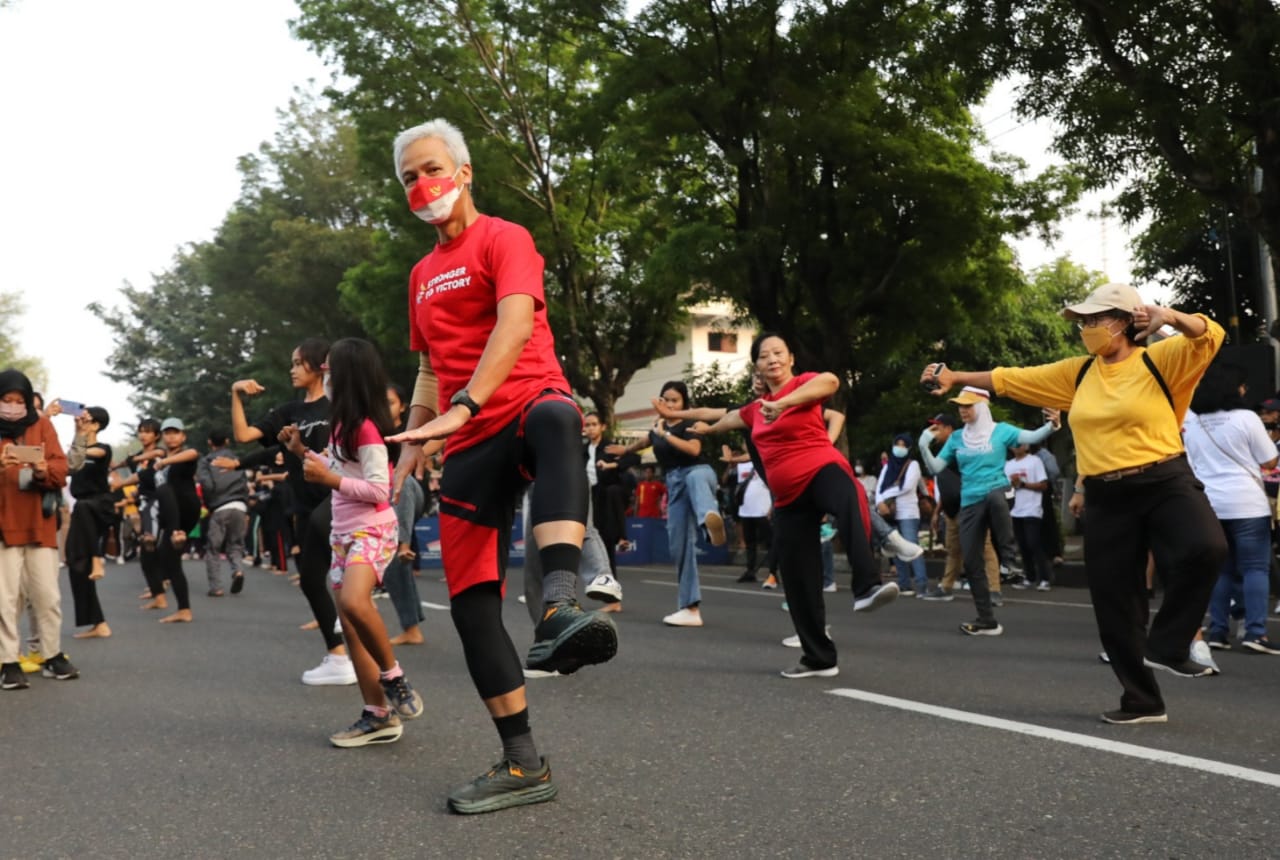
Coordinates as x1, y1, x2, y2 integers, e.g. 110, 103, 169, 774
1061, 282, 1144, 320
949, 386, 990, 405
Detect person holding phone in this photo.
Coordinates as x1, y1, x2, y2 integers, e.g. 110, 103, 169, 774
0, 370, 77, 689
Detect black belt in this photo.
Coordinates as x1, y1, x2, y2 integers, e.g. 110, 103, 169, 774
1090, 453, 1183, 482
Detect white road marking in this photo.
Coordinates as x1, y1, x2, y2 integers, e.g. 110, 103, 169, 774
641, 579, 785, 599
419, 601, 450, 611
828, 687, 1280, 787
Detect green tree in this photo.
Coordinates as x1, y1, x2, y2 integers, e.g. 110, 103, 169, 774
294, 0, 700, 425
961, 0, 1280, 294
91, 95, 378, 438
0, 292, 47, 388
605, 0, 1079, 437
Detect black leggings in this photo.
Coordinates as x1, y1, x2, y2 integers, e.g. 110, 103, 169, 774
451, 582, 523, 700
152, 483, 198, 610
773, 464, 878, 669
66, 495, 113, 627
298, 496, 341, 651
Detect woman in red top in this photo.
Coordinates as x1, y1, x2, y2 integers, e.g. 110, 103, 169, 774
695, 333, 898, 678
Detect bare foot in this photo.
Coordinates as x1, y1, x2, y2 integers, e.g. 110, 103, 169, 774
73, 623, 112, 639
159, 609, 193, 624
138, 589, 153, 600
389, 629, 425, 646
299, 619, 320, 631
89, 558, 106, 581
170, 530, 187, 551
141, 595, 169, 611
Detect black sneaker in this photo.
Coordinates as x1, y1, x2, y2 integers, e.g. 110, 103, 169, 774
1143, 656, 1213, 678
1, 662, 29, 690
230, 572, 245, 595
1207, 632, 1231, 651
736, 570, 758, 583
1100, 709, 1167, 725
448, 757, 557, 814
1241, 636, 1280, 655
329, 709, 403, 748
380, 674, 424, 720
525, 600, 618, 675
959, 619, 1003, 636
779, 662, 839, 679
41, 653, 79, 681
852, 582, 900, 612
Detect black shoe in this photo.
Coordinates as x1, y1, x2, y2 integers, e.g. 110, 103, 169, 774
1, 662, 29, 690
959, 619, 1003, 636
230, 573, 245, 595
737, 570, 757, 583
1100, 709, 1167, 725
1143, 656, 1213, 678
525, 601, 618, 675
41, 653, 79, 681
780, 662, 839, 679
1241, 636, 1280, 655
448, 757, 557, 814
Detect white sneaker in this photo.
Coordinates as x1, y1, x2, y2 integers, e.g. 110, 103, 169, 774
586, 573, 623, 604
333, 618, 343, 635
301, 654, 357, 686
663, 608, 703, 627
782, 625, 831, 647
882, 530, 923, 562
1036, 581, 1052, 592
517, 594, 527, 604
822, 583, 837, 593
1189, 640, 1221, 675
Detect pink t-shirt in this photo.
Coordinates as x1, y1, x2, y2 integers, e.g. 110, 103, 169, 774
306, 419, 397, 536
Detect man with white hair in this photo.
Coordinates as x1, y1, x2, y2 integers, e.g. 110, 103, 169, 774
388, 118, 617, 814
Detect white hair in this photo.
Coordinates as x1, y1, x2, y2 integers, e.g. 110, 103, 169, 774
392, 119, 471, 178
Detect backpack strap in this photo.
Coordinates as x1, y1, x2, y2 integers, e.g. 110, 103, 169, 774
1073, 352, 1173, 413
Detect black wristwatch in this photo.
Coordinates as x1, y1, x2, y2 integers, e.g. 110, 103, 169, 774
450, 389, 482, 417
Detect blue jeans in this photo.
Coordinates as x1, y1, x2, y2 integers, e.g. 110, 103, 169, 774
666, 464, 719, 609
893, 518, 927, 591
383, 478, 425, 632
1208, 516, 1271, 640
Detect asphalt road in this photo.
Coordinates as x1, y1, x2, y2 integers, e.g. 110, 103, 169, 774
3, 558, 1278, 859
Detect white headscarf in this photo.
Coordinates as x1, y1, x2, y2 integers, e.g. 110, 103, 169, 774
960, 399, 996, 452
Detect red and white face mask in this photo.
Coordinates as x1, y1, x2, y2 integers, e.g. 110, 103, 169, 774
408, 169, 463, 223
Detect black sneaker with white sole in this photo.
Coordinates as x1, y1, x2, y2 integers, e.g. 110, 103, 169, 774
780, 662, 839, 679
1241, 636, 1280, 655
1, 662, 29, 690
959, 619, 1003, 636
852, 582, 899, 612
1100, 709, 1167, 725
41, 653, 79, 681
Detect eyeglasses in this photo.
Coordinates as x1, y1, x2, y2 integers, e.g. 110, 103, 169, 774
1075, 313, 1120, 330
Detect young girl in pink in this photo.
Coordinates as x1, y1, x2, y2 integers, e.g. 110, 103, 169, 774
284, 337, 424, 747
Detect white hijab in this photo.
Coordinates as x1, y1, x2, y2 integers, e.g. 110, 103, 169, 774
960, 400, 996, 452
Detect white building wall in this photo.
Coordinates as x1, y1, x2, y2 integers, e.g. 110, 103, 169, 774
612, 301, 756, 434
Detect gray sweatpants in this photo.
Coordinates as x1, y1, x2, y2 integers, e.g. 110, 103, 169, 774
205, 506, 248, 591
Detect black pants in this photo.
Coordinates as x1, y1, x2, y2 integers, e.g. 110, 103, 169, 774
740, 515, 774, 575
1040, 490, 1063, 558
1083, 456, 1225, 714
1012, 516, 1051, 585
773, 464, 877, 670
593, 482, 627, 575
66, 495, 114, 627
297, 496, 341, 651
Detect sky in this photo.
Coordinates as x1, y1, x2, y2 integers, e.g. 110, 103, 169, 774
0, 1, 1135, 446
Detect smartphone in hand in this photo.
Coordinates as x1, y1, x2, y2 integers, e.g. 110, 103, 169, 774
8, 444, 45, 463
58, 400, 85, 416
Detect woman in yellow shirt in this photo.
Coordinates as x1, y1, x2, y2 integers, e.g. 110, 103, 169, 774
919, 283, 1226, 726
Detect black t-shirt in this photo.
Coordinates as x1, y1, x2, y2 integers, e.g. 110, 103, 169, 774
127, 449, 159, 495
71, 443, 113, 500
164, 450, 198, 495
649, 421, 704, 470
253, 396, 331, 511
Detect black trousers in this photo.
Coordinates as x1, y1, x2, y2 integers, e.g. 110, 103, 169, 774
1083, 456, 1225, 714
740, 515, 774, 575
297, 496, 342, 651
774, 464, 877, 670
66, 495, 114, 627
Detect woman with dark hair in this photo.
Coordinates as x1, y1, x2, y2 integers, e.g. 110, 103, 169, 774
1182, 361, 1280, 655
609, 381, 727, 628
114, 419, 170, 610
875, 432, 927, 596
921, 283, 1226, 724
230, 338, 353, 686
683, 333, 899, 678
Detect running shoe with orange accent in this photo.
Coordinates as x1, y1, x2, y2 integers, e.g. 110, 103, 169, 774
448, 757, 557, 814
525, 600, 617, 675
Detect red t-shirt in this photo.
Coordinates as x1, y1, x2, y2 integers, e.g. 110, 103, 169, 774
408, 215, 571, 456
738, 372, 853, 507
635, 480, 667, 518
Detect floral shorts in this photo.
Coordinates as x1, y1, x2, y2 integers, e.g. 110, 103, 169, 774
328, 522, 398, 589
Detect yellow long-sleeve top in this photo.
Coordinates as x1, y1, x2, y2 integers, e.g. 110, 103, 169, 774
991, 315, 1224, 478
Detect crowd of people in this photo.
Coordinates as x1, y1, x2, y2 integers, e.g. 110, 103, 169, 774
3, 119, 1279, 814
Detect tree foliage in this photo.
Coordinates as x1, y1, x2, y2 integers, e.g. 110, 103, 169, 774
90, 95, 379, 438
962, 0, 1280, 291
293, 0, 700, 425
0, 292, 47, 389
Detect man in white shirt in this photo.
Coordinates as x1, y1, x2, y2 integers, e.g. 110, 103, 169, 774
1005, 444, 1052, 591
